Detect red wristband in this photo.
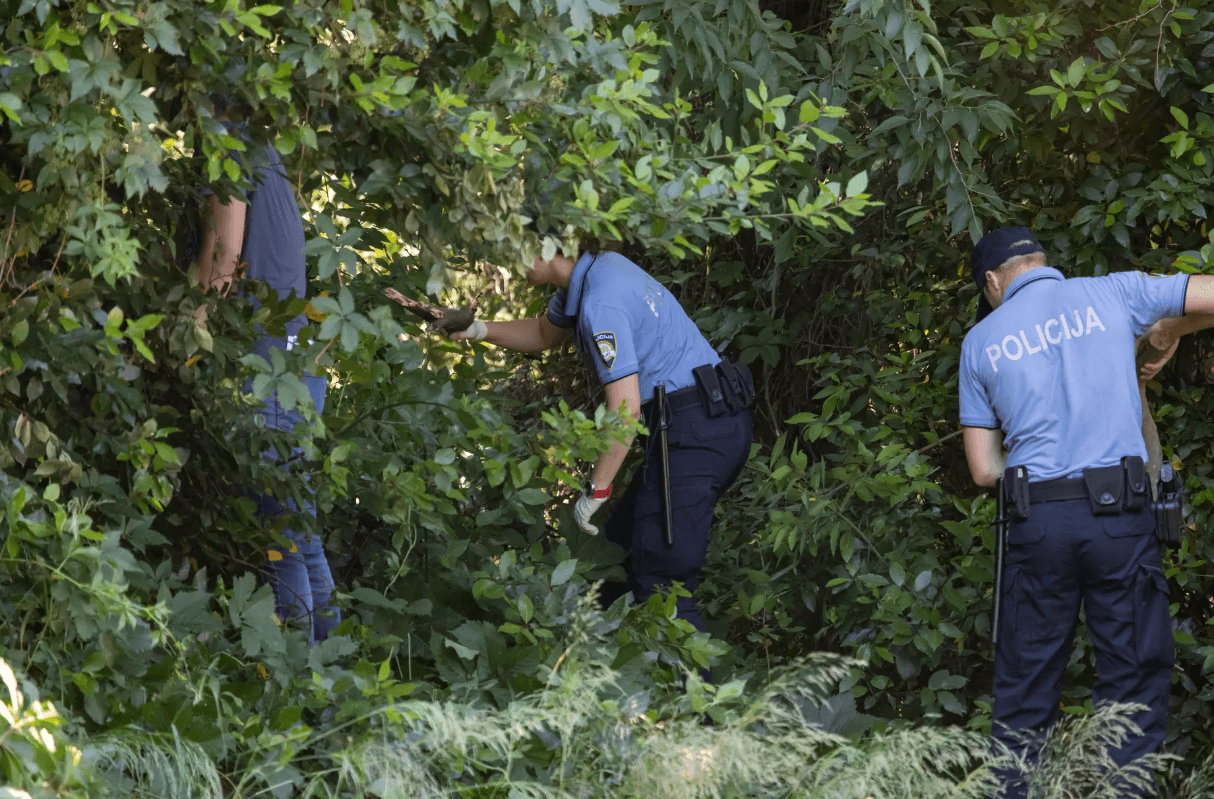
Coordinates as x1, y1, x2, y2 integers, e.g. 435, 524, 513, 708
590, 482, 612, 500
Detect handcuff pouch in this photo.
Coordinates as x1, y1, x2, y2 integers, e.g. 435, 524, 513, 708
1083, 464, 1123, 516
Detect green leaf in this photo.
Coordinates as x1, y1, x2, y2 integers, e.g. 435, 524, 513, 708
550, 558, 577, 587
271, 706, 303, 731
1066, 58, 1085, 88
515, 488, 549, 506
845, 171, 868, 197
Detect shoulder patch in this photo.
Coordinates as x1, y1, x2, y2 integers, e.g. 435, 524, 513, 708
593, 331, 617, 369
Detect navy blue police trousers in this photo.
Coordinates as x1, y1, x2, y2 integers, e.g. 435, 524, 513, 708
994, 498, 1173, 798
602, 389, 752, 632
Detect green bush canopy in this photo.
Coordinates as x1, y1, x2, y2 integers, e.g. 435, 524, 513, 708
2, 0, 1214, 795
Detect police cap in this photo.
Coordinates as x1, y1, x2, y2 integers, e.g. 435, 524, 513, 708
972, 226, 1044, 322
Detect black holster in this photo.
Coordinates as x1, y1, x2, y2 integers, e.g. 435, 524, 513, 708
1003, 465, 1030, 521
1154, 462, 1183, 547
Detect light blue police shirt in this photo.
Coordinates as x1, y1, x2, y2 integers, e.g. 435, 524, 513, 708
959, 266, 1189, 481
547, 251, 720, 399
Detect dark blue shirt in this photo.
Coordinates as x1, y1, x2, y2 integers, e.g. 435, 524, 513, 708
240, 145, 308, 342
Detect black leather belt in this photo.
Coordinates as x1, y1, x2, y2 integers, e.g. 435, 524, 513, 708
1029, 477, 1088, 504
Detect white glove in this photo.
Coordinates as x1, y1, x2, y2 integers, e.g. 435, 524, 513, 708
574, 491, 608, 535
450, 320, 487, 341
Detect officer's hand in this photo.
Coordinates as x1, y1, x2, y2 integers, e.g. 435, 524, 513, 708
1137, 321, 1180, 382
384, 288, 479, 337
574, 492, 607, 535
449, 320, 487, 342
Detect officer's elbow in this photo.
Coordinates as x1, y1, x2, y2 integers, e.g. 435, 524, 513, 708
966, 460, 999, 488
972, 470, 999, 488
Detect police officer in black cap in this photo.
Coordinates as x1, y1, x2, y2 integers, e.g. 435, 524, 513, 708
958, 226, 1214, 797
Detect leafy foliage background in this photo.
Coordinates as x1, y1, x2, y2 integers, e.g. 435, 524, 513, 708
2, 0, 1214, 795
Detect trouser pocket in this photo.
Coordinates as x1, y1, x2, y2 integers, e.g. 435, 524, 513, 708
1134, 563, 1175, 669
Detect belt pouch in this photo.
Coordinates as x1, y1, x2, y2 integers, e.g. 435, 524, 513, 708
716, 359, 753, 410
732, 359, 756, 405
692, 364, 727, 417
1083, 464, 1123, 516
714, 361, 741, 413
1121, 455, 1147, 511
1003, 465, 1030, 521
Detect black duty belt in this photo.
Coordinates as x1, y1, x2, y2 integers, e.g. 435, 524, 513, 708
663, 384, 703, 413
642, 358, 755, 418
1029, 477, 1089, 504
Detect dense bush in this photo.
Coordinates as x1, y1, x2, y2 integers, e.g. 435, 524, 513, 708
2, 0, 1214, 795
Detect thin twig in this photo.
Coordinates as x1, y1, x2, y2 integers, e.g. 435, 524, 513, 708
1097, 0, 1170, 31
10, 234, 66, 307
312, 336, 334, 368
824, 427, 964, 499
0, 165, 25, 285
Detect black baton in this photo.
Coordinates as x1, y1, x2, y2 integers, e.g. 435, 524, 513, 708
992, 476, 1008, 647
656, 383, 674, 546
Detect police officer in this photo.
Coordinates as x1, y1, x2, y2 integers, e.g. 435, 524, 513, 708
451, 247, 754, 632
198, 116, 338, 643
959, 226, 1214, 796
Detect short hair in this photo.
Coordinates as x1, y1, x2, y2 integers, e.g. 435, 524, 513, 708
994, 250, 1046, 276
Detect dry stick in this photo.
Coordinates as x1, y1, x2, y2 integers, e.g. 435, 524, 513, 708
10, 235, 66, 307
296, 101, 311, 206
383, 287, 477, 332
313, 337, 334, 368
0, 166, 24, 286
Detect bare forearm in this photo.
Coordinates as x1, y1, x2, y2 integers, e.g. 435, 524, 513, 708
592, 374, 643, 489
480, 316, 569, 353
590, 439, 633, 489
197, 196, 247, 292
1164, 311, 1214, 337
1140, 382, 1163, 488
482, 319, 547, 352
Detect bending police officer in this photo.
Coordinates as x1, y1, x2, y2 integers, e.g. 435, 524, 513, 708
450, 247, 754, 633
959, 226, 1214, 797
